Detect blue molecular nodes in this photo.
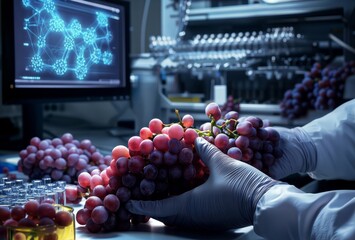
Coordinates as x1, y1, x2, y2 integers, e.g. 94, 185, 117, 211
24, 0, 115, 80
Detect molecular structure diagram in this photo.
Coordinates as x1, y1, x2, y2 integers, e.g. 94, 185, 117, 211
23, 0, 115, 80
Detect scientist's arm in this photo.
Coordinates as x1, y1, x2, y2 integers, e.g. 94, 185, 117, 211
270, 99, 355, 180
254, 184, 355, 240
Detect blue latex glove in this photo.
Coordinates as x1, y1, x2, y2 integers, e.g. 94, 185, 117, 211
268, 126, 317, 180
126, 137, 278, 231
270, 99, 355, 181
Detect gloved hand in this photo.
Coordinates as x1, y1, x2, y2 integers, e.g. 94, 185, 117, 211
270, 99, 355, 181
268, 126, 317, 180
126, 137, 278, 231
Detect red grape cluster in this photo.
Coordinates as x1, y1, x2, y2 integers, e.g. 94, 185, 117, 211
0, 201, 73, 239
202, 102, 282, 171
280, 61, 355, 119
17, 133, 112, 184
75, 102, 283, 233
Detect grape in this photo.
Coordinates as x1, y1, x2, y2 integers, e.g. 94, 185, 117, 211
128, 156, 145, 174
61, 133, 74, 144
66, 153, 79, 167
128, 136, 143, 152
242, 148, 254, 162
139, 127, 153, 139
76, 208, 91, 225
38, 203, 56, 219
183, 128, 198, 145
163, 151, 178, 166
214, 133, 229, 150
168, 138, 182, 154
92, 185, 107, 200
78, 172, 91, 188
26, 145, 37, 154
168, 123, 184, 140
149, 150, 163, 165
181, 114, 194, 128
109, 175, 121, 189
90, 175, 103, 190
116, 187, 131, 203
3, 218, 18, 227
13, 232, 26, 240
139, 179, 155, 196
85, 218, 102, 233
30, 137, 41, 147
153, 134, 169, 152
100, 170, 110, 186
65, 184, 81, 203
91, 206, 109, 225
24, 200, 40, 217
74, 159, 87, 173
39, 217, 55, 226
85, 196, 103, 211
265, 127, 280, 142
11, 206, 26, 221
112, 145, 130, 160
122, 173, 137, 188
103, 194, 120, 213
50, 149, 62, 160
205, 102, 222, 121
0, 206, 11, 222
116, 157, 129, 176
224, 110, 239, 120
54, 158, 67, 170
102, 214, 117, 232
227, 147, 242, 160
235, 135, 250, 149
143, 164, 158, 180
18, 218, 36, 227
236, 121, 253, 136
148, 118, 163, 134
55, 211, 73, 227
139, 139, 154, 155
178, 148, 193, 165
51, 169, 63, 180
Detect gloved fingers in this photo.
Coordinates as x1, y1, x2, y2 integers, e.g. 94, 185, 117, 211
125, 193, 185, 218
194, 137, 234, 173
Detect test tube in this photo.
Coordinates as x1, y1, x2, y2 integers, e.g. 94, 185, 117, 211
55, 181, 67, 205
44, 183, 56, 204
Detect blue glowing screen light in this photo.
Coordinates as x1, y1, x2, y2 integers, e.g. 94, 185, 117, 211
13, 0, 126, 88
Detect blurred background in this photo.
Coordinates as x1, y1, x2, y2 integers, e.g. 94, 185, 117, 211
0, 0, 354, 154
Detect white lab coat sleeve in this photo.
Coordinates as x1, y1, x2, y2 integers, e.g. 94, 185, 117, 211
253, 184, 355, 240
302, 99, 355, 180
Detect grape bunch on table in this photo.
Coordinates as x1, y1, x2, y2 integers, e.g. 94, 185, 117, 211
280, 61, 355, 119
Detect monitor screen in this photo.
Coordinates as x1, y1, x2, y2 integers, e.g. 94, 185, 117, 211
1, 0, 130, 103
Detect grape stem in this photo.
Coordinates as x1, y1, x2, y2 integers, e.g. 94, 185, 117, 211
175, 109, 183, 127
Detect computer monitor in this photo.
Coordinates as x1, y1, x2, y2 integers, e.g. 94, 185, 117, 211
1, 0, 130, 145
